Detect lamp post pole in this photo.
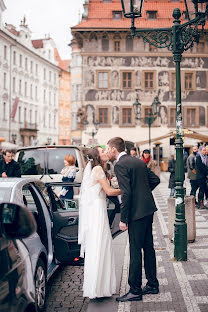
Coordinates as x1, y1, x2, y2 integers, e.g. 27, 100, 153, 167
121, 0, 208, 260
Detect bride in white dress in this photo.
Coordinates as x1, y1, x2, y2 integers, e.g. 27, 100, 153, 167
78, 146, 121, 299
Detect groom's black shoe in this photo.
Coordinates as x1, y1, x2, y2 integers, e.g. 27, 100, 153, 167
116, 291, 142, 302
142, 285, 159, 295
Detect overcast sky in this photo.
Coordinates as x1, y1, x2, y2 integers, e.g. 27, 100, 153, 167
3, 0, 85, 59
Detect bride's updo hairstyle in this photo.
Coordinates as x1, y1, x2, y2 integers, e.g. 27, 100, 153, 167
87, 147, 103, 170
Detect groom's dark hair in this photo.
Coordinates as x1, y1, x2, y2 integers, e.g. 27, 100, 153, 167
107, 137, 125, 153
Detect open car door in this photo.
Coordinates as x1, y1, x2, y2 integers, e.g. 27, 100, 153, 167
46, 182, 122, 264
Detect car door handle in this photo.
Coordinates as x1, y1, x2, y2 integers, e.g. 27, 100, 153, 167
67, 217, 76, 225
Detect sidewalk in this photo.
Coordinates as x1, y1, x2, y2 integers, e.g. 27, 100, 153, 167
87, 172, 208, 312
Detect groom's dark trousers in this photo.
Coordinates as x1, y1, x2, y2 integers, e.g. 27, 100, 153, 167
115, 154, 159, 295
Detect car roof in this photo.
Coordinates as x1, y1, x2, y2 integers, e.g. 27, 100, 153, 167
16, 145, 83, 152
0, 177, 44, 188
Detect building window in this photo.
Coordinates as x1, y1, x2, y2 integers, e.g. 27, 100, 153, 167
170, 72, 176, 91
66, 109, 70, 118
13, 77, 16, 93
29, 109, 32, 123
144, 71, 154, 89
149, 44, 158, 52
122, 72, 132, 89
44, 68, 46, 80
36, 64, 38, 75
98, 72, 108, 89
186, 108, 197, 127
98, 107, 108, 125
126, 35, 133, 52
197, 41, 205, 53
168, 107, 176, 127
112, 11, 122, 20
30, 84, 33, 99
3, 102, 6, 120
35, 86, 38, 100
30, 61, 33, 73
54, 93, 56, 105
25, 57, 28, 70
185, 73, 194, 90
24, 82, 27, 97
54, 73, 56, 83
3, 73, 7, 89
13, 51, 16, 65
35, 111, 38, 125
49, 113, 51, 128
19, 79, 22, 95
147, 10, 157, 19
24, 108, 27, 123
4, 45, 7, 59
49, 91, 51, 105
121, 107, 132, 126
43, 89, 46, 103
19, 54, 22, 67
54, 114, 56, 128
49, 71, 52, 82
102, 34, 109, 51
19, 106, 21, 123
114, 41, 120, 52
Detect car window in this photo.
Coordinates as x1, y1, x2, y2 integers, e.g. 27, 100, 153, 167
17, 150, 45, 175
22, 186, 38, 213
47, 147, 78, 174
0, 188, 11, 202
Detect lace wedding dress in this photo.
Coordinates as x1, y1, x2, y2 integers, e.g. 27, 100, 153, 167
78, 163, 116, 299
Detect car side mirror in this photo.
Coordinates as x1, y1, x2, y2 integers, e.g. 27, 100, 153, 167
0, 202, 36, 239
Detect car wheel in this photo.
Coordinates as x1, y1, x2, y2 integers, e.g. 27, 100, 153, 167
34, 258, 46, 312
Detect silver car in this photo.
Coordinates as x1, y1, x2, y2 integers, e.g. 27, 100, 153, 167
0, 178, 82, 311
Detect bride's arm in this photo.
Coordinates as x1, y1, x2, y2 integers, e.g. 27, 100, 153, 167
98, 178, 121, 196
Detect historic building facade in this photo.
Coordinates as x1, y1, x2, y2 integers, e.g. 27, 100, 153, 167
71, 0, 208, 157
55, 49, 71, 145
0, 3, 59, 146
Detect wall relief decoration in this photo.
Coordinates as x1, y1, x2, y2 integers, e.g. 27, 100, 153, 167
111, 71, 119, 88
85, 104, 95, 125
159, 105, 168, 125
85, 70, 94, 88
196, 71, 206, 88
135, 71, 141, 88
112, 106, 119, 125
158, 71, 169, 86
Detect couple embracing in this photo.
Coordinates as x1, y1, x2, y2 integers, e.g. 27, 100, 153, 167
78, 137, 159, 301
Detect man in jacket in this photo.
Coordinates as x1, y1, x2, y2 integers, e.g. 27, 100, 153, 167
196, 146, 208, 209
187, 145, 199, 204
107, 137, 159, 302
0, 150, 21, 178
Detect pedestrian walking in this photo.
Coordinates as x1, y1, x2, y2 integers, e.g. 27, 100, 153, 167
196, 146, 208, 209
0, 149, 21, 177
141, 149, 155, 172
107, 137, 159, 302
187, 145, 199, 205
168, 154, 176, 197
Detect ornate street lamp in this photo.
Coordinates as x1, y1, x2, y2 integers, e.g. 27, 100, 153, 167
133, 97, 160, 150
121, 0, 208, 261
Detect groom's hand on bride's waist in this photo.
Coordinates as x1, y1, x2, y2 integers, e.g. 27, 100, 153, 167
119, 221, 128, 231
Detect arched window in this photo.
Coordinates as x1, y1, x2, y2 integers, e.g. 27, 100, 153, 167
102, 34, 109, 51
126, 35, 133, 52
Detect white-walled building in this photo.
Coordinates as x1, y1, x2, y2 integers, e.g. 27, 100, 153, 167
0, 3, 59, 146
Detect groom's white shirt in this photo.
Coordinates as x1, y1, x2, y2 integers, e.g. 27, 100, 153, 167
116, 151, 127, 162
115, 151, 126, 204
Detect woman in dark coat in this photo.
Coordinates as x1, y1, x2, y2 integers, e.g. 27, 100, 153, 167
168, 154, 176, 197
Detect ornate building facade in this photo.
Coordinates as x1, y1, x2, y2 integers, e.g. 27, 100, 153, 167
0, 2, 59, 146
71, 0, 208, 157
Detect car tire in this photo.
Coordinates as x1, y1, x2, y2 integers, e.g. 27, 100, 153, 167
34, 258, 46, 312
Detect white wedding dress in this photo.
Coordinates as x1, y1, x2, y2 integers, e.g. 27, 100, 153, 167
78, 163, 116, 299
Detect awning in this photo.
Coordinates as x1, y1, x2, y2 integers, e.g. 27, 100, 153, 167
135, 129, 208, 147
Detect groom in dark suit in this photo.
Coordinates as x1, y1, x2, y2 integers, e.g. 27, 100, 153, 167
107, 137, 159, 302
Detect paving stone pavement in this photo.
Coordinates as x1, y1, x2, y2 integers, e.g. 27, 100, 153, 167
45, 172, 208, 312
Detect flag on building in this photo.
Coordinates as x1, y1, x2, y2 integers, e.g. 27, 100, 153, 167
10, 97, 19, 119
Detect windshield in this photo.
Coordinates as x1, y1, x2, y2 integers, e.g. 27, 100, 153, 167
0, 187, 11, 202
47, 148, 77, 174
17, 149, 45, 175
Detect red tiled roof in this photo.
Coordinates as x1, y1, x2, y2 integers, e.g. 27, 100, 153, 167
72, 0, 207, 30
32, 39, 43, 49
54, 48, 70, 71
